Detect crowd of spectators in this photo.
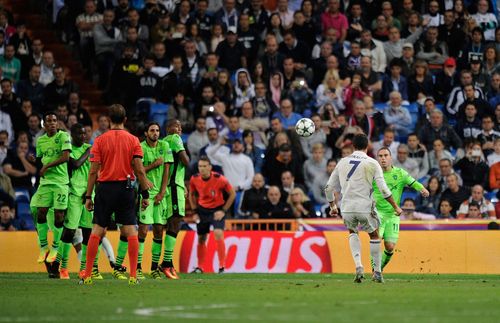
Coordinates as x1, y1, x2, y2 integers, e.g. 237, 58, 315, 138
3, 0, 500, 230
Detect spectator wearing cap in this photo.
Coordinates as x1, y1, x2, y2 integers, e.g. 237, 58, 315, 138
456, 185, 496, 219
383, 25, 424, 65
206, 136, 254, 192
215, 26, 247, 74
470, 57, 490, 94
401, 42, 415, 77
414, 27, 448, 67
263, 143, 304, 186
446, 70, 485, 118
434, 57, 458, 103
382, 58, 408, 102
438, 10, 465, 58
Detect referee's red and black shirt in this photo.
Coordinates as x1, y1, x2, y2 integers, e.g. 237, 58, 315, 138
90, 129, 143, 182
189, 172, 232, 209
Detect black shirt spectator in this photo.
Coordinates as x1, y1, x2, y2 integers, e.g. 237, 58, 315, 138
441, 174, 470, 216
239, 174, 268, 218
0, 79, 24, 133
455, 146, 490, 188
263, 144, 304, 186
278, 30, 311, 69
16, 65, 44, 112
43, 66, 79, 112
2, 142, 35, 190
418, 109, 463, 151
161, 55, 193, 103
258, 186, 293, 220
215, 27, 247, 74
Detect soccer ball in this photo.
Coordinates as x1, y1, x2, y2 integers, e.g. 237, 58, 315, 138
295, 118, 315, 137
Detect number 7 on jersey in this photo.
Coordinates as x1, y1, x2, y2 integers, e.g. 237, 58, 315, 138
346, 160, 361, 181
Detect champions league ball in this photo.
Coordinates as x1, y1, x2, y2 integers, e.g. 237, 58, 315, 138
295, 118, 315, 137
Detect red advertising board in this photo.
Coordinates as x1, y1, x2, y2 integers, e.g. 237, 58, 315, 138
179, 231, 332, 273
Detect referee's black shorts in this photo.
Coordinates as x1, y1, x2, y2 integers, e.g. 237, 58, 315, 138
93, 181, 136, 227
197, 205, 225, 235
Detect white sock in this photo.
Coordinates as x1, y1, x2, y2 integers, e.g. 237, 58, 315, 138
101, 237, 116, 263
370, 239, 381, 272
349, 233, 362, 268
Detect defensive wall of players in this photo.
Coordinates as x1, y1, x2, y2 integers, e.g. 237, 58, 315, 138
2, 219, 499, 274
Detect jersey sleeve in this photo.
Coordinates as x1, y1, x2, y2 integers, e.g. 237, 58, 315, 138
402, 168, 424, 192
163, 141, 174, 163
222, 176, 233, 193
90, 139, 101, 163
60, 132, 72, 152
132, 136, 143, 158
373, 162, 391, 198
172, 134, 185, 153
325, 166, 340, 202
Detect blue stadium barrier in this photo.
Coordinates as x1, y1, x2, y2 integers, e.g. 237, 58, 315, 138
17, 202, 35, 230
149, 103, 169, 131
15, 189, 30, 204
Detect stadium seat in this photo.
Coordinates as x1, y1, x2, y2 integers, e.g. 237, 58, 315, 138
16, 202, 35, 230
149, 103, 169, 132
401, 190, 418, 206
15, 189, 30, 203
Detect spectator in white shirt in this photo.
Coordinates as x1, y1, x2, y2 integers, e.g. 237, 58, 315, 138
206, 137, 255, 191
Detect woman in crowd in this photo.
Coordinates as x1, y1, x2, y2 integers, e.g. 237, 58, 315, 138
287, 187, 316, 218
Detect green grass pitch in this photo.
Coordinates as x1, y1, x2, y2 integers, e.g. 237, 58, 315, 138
1, 273, 500, 322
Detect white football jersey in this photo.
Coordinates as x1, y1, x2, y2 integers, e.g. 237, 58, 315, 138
325, 151, 391, 213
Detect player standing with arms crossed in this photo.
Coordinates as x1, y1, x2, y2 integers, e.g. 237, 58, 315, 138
189, 156, 235, 273
373, 147, 429, 271
31, 112, 71, 266
159, 119, 189, 279
325, 134, 402, 283
81, 104, 152, 285
137, 122, 173, 279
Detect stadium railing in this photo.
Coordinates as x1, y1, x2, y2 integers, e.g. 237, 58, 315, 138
225, 219, 299, 231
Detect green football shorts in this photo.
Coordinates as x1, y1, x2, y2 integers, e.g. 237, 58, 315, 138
379, 216, 400, 243
31, 184, 69, 210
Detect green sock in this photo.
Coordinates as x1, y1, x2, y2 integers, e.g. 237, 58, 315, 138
94, 245, 101, 267
163, 234, 176, 263
151, 238, 162, 271
59, 242, 72, 269
51, 225, 63, 250
115, 237, 128, 267
381, 250, 394, 270
36, 222, 49, 248
80, 244, 87, 271
138, 238, 145, 269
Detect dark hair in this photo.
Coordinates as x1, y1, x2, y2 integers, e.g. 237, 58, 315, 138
377, 146, 391, 155
389, 58, 403, 69
70, 123, 84, 135
403, 198, 416, 206
327, 158, 337, 164
352, 133, 368, 150
43, 111, 58, 121
426, 175, 442, 193
198, 155, 211, 165
242, 129, 253, 139
145, 121, 160, 133
408, 132, 418, 138
487, 221, 499, 230
108, 104, 126, 124
468, 201, 480, 209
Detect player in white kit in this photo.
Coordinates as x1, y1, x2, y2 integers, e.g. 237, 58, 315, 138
325, 134, 402, 283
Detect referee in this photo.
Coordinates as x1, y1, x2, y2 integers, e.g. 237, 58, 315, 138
81, 104, 153, 285
189, 156, 235, 274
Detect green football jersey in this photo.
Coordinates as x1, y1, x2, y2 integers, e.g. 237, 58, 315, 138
69, 143, 91, 196
372, 166, 423, 218
36, 130, 72, 186
164, 134, 185, 188
141, 139, 173, 194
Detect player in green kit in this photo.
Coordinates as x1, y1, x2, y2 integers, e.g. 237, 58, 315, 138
137, 122, 173, 280
372, 147, 429, 271
49, 124, 91, 279
160, 119, 190, 279
31, 112, 71, 267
